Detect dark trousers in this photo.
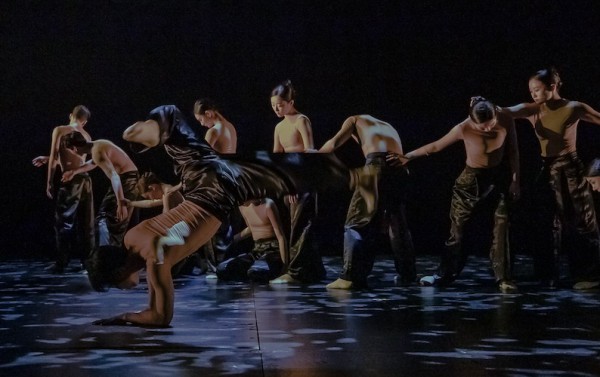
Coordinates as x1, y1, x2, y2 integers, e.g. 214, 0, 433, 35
96, 171, 140, 248
435, 165, 512, 284
286, 191, 326, 282
216, 238, 283, 282
54, 173, 94, 268
340, 153, 416, 286
532, 153, 600, 282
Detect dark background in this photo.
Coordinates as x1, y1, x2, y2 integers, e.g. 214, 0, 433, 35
2, 0, 600, 260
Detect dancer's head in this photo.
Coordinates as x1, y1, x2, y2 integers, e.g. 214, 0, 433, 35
469, 96, 498, 130
137, 172, 164, 200
86, 246, 140, 292
270, 80, 297, 118
585, 158, 600, 192
529, 67, 562, 103
69, 105, 91, 125
193, 98, 220, 128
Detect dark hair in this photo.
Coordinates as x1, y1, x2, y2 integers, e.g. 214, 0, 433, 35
72, 105, 91, 121
136, 171, 162, 194
271, 80, 296, 102
468, 96, 497, 123
193, 98, 219, 115
586, 158, 600, 178
530, 67, 562, 91
63, 131, 89, 148
85, 245, 129, 292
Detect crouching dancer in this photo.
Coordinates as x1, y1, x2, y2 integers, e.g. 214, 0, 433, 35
87, 105, 376, 327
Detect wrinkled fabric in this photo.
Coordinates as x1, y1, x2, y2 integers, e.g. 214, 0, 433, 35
436, 164, 512, 284
96, 171, 140, 248
533, 152, 600, 282
54, 173, 95, 267
216, 238, 283, 282
341, 153, 415, 285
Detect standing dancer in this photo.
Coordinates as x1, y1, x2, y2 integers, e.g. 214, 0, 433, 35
503, 68, 600, 289
390, 97, 520, 292
269, 80, 326, 284
32, 106, 94, 273
321, 114, 416, 290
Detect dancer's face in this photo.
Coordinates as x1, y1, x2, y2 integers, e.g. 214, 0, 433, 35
529, 79, 553, 104
586, 177, 600, 192
142, 184, 163, 200
195, 111, 216, 128
271, 96, 293, 117
116, 270, 140, 290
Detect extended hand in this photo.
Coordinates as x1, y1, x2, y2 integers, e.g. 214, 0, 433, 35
386, 152, 409, 167
32, 156, 49, 167
61, 170, 75, 182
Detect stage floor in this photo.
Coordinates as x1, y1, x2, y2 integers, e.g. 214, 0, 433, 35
1, 255, 600, 377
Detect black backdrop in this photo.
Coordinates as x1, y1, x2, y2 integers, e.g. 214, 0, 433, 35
2, 0, 600, 260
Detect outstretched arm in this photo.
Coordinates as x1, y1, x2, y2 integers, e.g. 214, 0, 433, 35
387, 123, 462, 166
319, 116, 357, 153
61, 159, 97, 182
502, 102, 539, 119
576, 101, 600, 125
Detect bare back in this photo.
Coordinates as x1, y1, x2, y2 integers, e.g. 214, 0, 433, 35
273, 114, 314, 152
352, 115, 403, 156
56, 125, 91, 172
91, 140, 137, 174
206, 121, 237, 154
239, 203, 275, 240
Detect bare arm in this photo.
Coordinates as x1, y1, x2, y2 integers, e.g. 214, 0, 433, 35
297, 117, 315, 151
576, 101, 600, 125
45, 128, 61, 198
94, 148, 128, 221
126, 198, 164, 209
61, 159, 97, 182
502, 102, 539, 119
406, 124, 462, 160
204, 127, 220, 149
319, 116, 356, 153
232, 226, 252, 244
273, 126, 284, 153
265, 200, 289, 269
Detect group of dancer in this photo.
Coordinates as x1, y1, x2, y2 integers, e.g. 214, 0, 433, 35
33, 68, 600, 327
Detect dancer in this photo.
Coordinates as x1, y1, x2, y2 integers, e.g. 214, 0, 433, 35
32, 105, 94, 273
269, 80, 326, 284
217, 198, 288, 282
62, 132, 139, 247
503, 68, 600, 289
87, 105, 373, 327
321, 114, 416, 290
124, 172, 183, 212
390, 97, 520, 292
193, 98, 237, 154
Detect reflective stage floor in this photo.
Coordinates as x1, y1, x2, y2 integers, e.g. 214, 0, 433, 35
1, 255, 600, 377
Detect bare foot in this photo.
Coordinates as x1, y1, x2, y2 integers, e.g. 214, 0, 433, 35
270, 273, 300, 284
326, 278, 353, 290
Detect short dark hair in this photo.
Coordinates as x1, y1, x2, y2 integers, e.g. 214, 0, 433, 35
585, 158, 600, 178
85, 245, 129, 292
63, 131, 88, 148
136, 171, 162, 194
72, 105, 91, 121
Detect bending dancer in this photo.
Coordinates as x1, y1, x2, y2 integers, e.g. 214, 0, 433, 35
193, 98, 238, 273
217, 198, 288, 283
87, 105, 373, 327
62, 132, 139, 248
390, 97, 520, 292
270, 80, 326, 284
321, 114, 416, 290
503, 68, 600, 289
32, 106, 94, 273
125, 172, 183, 212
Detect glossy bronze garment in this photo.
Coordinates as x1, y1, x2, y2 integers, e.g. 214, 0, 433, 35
536, 152, 600, 282
96, 171, 140, 248
341, 153, 415, 286
54, 173, 94, 269
436, 164, 511, 284
138, 106, 351, 221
